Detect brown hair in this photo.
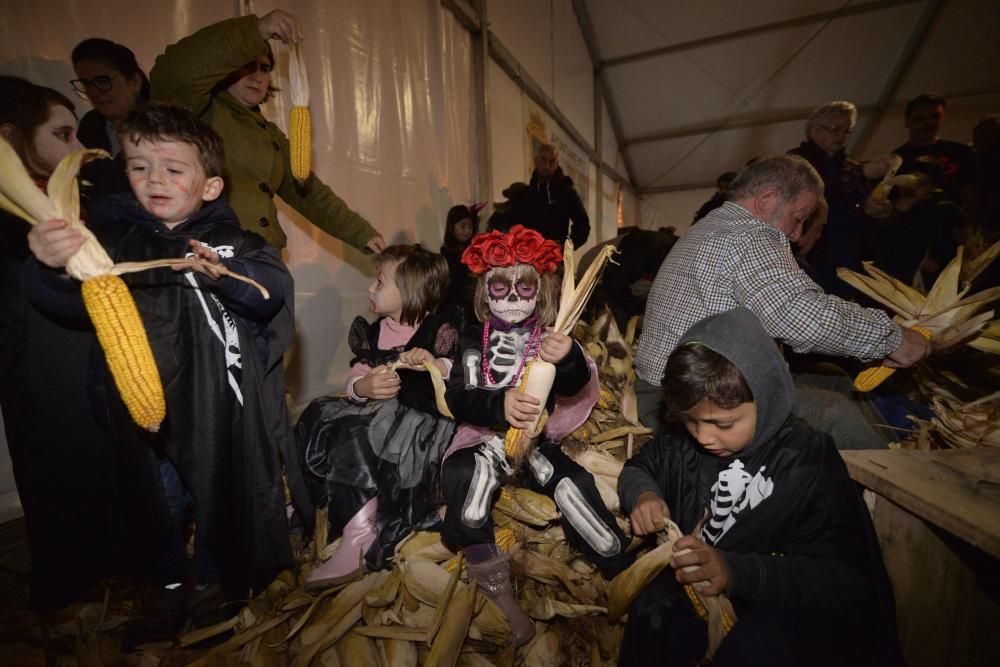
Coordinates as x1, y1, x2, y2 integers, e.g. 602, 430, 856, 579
662, 343, 752, 419
117, 101, 225, 177
374, 245, 449, 325
212, 45, 280, 105
472, 265, 559, 327
0, 76, 77, 177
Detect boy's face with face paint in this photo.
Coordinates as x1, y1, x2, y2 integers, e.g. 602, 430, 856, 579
486, 265, 539, 324
124, 138, 223, 228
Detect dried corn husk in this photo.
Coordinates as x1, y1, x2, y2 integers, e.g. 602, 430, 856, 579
837, 244, 1000, 355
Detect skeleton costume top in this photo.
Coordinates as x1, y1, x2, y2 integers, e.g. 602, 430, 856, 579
439, 226, 631, 579
618, 308, 902, 666
27, 192, 298, 602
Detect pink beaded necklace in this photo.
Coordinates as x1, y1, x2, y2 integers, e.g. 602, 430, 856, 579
481, 319, 542, 386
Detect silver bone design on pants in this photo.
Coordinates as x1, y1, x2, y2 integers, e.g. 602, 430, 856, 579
554, 477, 621, 557
527, 449, 554, 485
461, 436, 510, 528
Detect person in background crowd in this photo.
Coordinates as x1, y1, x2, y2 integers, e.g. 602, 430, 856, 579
440, 203, 483, 315
0, 76, 114, 613
893, 93, 977, 222
692, 171, 736, 224
521, 143, 590, 248
71, 38, 149, 154
788, 101, 892, 298
871, 161, 961, 288
150, 9, 385, 252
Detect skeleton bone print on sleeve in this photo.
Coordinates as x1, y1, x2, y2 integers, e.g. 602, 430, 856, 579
701, 459, 774, 545
183, 243, 243, 404
462, 327, 536, 389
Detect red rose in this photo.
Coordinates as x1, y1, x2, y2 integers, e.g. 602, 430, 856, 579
532, 245, 563, 274
483, 239, 514, 268
511, 227, 544, 264
461, 244, 489, 274
462, 230, 505, 273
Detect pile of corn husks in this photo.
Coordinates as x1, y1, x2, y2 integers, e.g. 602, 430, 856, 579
0, 313, 655, 666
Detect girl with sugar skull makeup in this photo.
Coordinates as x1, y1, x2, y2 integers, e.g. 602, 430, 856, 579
440, 224, 631, 647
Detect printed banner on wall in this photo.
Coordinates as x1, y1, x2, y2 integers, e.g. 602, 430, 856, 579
522, 102, 589, 208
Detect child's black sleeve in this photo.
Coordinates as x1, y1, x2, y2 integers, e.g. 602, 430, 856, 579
444, 343, 507, 426
22, 259, 87, 321
197, 244, 288, 322
618, 430, 671, 513
551, 339, 591, 397
723, 443, 874, 611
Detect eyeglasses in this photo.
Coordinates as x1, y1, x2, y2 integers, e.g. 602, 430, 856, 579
819, 124, 853, 136
69, 72, 120, 99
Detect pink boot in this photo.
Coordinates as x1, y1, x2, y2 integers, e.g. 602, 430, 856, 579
305, 498, 377, 590
466, 553, 535, 647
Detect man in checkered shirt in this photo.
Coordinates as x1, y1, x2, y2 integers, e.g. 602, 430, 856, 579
634, 155, 931, 445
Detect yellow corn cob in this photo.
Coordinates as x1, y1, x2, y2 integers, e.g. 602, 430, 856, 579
503, 369, 531, 458
684, 584, 735, 632
82, 274, 165, 431
853, 326, 932, 392
289, 105, 311, 181
445, 527, 519, 572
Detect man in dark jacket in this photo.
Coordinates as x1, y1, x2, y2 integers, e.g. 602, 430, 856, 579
521, 143, 590, 248
618, 308, 902, 667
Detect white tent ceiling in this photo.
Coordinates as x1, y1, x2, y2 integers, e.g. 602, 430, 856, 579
577, 0, 1000, 193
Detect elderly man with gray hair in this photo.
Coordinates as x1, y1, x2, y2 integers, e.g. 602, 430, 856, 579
634, 155, 930, 449
788, 101, 893, 297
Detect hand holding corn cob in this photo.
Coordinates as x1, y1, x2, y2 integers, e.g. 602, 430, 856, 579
2, 140, 269, 431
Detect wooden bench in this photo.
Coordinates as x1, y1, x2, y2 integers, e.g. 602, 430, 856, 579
842, 448, 1000, 667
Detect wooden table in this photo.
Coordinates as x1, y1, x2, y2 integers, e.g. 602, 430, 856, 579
842, 448, 1000, 667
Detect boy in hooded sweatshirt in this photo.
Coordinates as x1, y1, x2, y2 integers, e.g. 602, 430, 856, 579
617, 308, 902, 667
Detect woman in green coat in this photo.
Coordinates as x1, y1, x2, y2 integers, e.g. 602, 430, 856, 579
150, 10, 385, 252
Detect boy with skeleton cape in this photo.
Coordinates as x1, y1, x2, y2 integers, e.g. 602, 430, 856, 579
617, 308, 902, 666
441, 223, 631, 647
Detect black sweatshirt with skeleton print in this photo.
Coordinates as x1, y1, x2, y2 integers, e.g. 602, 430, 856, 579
619, 309, 896, 619
444, 317, 590, 428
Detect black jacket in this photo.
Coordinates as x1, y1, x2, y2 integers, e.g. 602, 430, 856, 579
25, 194, 300, 600
522, 167, 590, 248
619, 308, 901, 664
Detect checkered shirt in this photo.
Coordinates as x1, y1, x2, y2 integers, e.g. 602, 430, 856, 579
634, 202, 902, 386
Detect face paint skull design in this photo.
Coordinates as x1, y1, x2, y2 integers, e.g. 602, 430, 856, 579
486, 265, 539, 324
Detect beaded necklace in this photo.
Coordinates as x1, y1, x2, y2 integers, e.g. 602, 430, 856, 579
481, 319, 542, 386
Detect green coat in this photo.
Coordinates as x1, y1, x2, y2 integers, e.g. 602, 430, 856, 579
150, 15, 379, 250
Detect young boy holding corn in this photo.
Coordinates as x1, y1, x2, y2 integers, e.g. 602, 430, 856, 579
617, 308, 902, 666
26, 102, 297, 616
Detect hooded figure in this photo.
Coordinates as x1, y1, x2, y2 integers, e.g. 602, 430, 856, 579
617, 308, 902, 667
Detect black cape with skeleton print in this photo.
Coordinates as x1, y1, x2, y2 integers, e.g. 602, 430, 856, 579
61, 194, 298, 601
618, 308, 901, 665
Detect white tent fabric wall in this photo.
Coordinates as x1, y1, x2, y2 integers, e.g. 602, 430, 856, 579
0, 0, 477, 412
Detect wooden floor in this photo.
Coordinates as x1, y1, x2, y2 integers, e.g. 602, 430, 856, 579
0, 517, 32, 612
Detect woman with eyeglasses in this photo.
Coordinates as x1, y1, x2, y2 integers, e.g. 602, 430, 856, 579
787, 101, 894, 298
70, 38, 149, 153
0, 77, 117, 613
149, 10, 385, 253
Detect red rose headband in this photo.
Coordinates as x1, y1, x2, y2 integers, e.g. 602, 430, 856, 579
460, 224, 563, 276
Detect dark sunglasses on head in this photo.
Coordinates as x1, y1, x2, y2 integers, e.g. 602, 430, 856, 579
69, 73, 120, 98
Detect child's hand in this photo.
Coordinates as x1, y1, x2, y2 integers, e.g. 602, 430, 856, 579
28, 219, 85, 269
672, 535, 731, 597
630, 491, 671, 536
397, 347, 434, 369
176, 239, 224, 280
539, 328, 573, 364
504, 389, 540, 429
355, 365, 400, 400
